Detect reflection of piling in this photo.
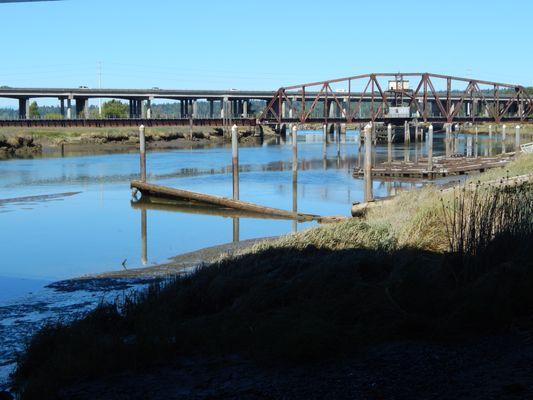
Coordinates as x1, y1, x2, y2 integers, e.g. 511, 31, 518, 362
387, 123, 392, 164
232, 124, 239, 200
474, 126, 479, 158
139, 125, 146, 182
427, 124, 433, 172
141, 208, 147, 266
232, 217, 240, 243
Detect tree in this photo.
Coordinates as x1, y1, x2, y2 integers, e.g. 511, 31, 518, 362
102, 100, 128, 118
29, 101, 40, 119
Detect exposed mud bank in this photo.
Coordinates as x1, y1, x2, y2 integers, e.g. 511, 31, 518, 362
0, 135, 41, 159
0, 125, 276, 159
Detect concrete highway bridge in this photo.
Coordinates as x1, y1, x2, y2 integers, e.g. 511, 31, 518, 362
0, 73, 531, 127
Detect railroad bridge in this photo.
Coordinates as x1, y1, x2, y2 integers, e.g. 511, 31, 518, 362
0, 73, 531, 128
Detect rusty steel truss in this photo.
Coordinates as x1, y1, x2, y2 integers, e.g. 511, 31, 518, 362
260, 73, 533, 125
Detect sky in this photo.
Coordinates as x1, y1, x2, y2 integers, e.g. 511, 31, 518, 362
0, 0, 532, 106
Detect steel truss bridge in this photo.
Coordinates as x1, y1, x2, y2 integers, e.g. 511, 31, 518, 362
260, 73, 533, 126
0, 73, 531, 127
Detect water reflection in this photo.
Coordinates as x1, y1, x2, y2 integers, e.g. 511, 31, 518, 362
0, 127, 513, 281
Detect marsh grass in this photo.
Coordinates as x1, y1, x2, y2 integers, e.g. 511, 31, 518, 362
11, 156, 533, 399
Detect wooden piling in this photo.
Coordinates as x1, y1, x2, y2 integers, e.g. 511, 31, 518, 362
427, 124, 433, 172
404, 121, 410, 143
139, 124, 146, 182
292, 125, 298, 173
502, 124, 506, 141
231, 124, 239, 200
364, 124, 372, 174
387, 123, 392, 164
515, 125, 521, 150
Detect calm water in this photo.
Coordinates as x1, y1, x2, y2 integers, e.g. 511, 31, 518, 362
0, 129, 513, 387
0, 130, 505, 288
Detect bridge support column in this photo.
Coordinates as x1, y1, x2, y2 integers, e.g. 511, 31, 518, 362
66, 99, 72, 119
243, 100, 248, 118
192, 100, 198, 119
146, 99, 152, 119
18, 98, 29, 119
76, 98, 88, 119
208, 100, 214, 118
60, 98, 65, 119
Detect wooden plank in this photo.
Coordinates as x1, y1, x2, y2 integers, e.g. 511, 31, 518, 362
131, 180, 319, 221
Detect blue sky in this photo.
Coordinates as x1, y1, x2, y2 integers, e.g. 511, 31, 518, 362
0, 0, 531, 101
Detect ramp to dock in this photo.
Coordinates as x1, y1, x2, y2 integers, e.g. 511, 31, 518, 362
131, 180, 320, 222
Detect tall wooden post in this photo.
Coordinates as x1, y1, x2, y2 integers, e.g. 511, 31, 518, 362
427, 124, 433, 172
232, 124, 239, 200
292, 125, 298, 233
387, 123, 392, 164
515, 125, 521, 150
139, 125, 146, 182
292, 125, 298, 173
364, 123, 373, 202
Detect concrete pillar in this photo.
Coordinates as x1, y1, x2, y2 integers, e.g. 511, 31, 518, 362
18, 98, 28, 119
84, 99, 90, 119
76, 98, 87, 119
209, 100, 214, 119
146, 99, 152, 119
60, 98, 65, 119
192, 100, 198, 119
67, 99, 72, 120
243, 100, 249, 118
129, 99, 134, 118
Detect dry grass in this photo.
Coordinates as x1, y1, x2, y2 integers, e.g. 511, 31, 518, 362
11, 154, 533, 400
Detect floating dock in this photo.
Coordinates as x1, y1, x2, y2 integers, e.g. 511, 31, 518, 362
353, 155, 514, 179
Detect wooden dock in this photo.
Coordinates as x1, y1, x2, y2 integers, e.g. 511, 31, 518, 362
131, 180, 320, 222
353, 155, 514, 179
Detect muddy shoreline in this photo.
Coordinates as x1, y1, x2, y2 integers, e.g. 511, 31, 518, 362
0, 125, 276, 160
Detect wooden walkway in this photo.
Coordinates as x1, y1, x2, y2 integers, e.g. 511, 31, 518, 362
353, 155, 514, 179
